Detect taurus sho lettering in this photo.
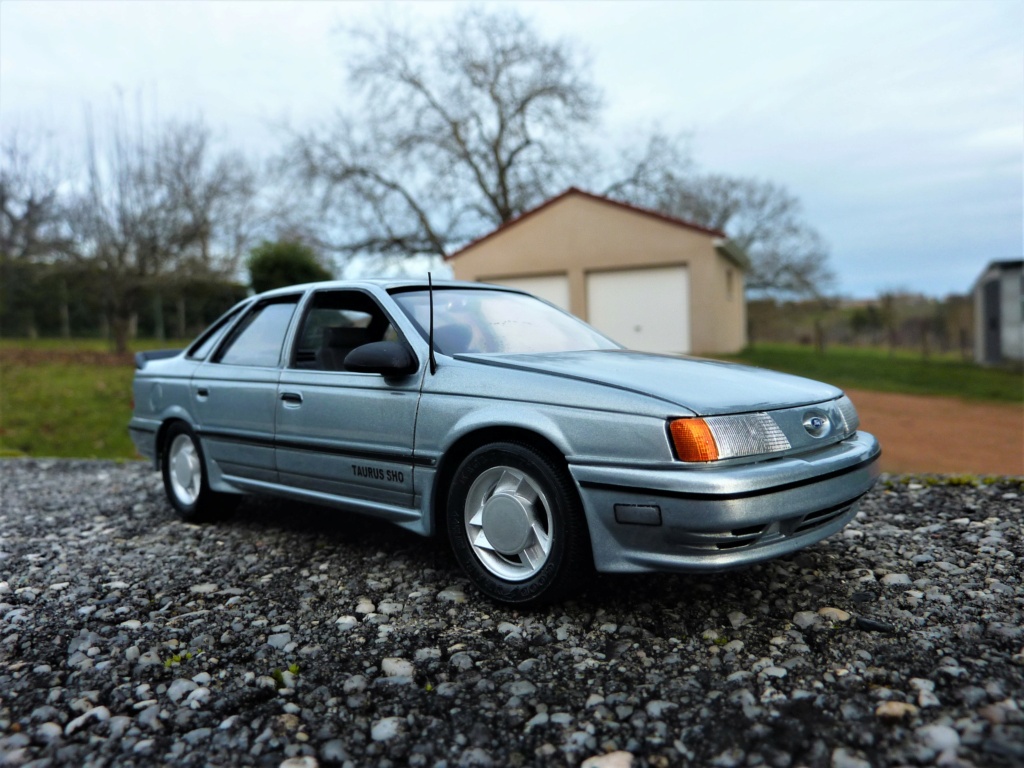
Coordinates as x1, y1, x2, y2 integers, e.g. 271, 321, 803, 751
352, 464, 404, 484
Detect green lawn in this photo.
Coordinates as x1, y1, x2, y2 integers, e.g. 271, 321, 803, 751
1, 360, 137, 458
2, 338, 1021, 460
0, 338, 190, 459
719, 343, 1023, 403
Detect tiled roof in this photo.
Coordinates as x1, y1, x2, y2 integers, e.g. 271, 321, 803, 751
445, 186, 728, 260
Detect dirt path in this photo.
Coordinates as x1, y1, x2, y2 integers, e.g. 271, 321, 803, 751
847, 388, 1024, 476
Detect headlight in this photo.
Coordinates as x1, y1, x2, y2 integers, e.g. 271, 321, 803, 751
835, 395, 860, 435
669, 413, 791, 462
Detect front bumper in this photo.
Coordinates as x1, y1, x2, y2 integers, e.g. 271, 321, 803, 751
570, 431, 881, 573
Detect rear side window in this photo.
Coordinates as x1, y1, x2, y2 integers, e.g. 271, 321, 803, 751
187, 307, 244, 360
216, 299, 299, 367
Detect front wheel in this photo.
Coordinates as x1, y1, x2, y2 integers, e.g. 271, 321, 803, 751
161, 422, 236, 522
446, 442, 591, 605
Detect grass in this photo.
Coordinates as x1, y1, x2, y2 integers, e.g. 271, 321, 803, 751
719, 343, 1023, 403
1, 360, 137, 458
1, 338, 1021, 460
0, 337, 191, 459
0, 337, 188, 353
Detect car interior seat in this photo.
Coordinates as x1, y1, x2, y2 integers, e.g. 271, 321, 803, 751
320, 326, 370, 371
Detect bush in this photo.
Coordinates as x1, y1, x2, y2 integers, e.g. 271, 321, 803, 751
247, 241, 332, 293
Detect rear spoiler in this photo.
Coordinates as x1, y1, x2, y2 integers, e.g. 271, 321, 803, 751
135, 349, 183, 369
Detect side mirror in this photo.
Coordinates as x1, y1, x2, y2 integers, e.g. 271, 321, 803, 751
343, 341, 418, 376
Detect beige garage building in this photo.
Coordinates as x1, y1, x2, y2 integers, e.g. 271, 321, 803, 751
447, 187, 749, 355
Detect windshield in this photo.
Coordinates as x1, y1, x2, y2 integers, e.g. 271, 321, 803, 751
392, 288, 620, 355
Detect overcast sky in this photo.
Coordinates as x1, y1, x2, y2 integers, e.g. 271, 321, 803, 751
1, 0, 1021, 298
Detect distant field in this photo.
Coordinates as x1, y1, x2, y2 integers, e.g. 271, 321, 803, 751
0, 338, 190, 459
2, 338, 1022, 460
720, 343, 1023, 403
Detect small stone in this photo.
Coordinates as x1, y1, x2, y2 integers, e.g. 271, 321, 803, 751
190, 583, 218, 594
320, 740, 348, 762
411, 647, 440, 663
185, 687, 210, 710
343, 674, 367, 693
279, 758, 319, 768
793, 611, 819, 629
335, 615, 358, 631
449, 652, 475, 671
831, 747, 872, 768
64, 706, 110, 736
727, 611, 748, 629
437, 587, 467, 603
371, 716, 403, 741
381, 657, 414, 677
34, 722, 63, 744
818, 607, 852, 623
645, 700, 678, 717
183, 726, 212, 745
267, 632, 292, 649
875, 701, 918, 721
526, 712, 549, 730
581, 751, 635, 768
710, 747, 745, 767
355, 599, 375, 614
916, 723, 960, 752
167, 679, 198, 704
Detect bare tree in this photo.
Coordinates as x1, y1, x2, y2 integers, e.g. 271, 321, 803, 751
66, 105, 256, 352
286, 7, 600, 259
0, 132, 74, 336
655, 174, 834, 298
603, 130, 834, 300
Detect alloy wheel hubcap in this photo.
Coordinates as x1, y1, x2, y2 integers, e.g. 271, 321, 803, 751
168, 434, 201, 506
464, 465, 553, 582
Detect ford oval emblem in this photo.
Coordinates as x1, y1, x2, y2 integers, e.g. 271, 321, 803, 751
803, 412, 831, 438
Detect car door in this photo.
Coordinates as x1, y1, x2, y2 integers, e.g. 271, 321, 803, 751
191, 294, 301, 484
274, 289, 421, 508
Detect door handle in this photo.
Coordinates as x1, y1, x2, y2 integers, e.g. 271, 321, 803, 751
196, 387, 209, 399
280, 392, 303, 405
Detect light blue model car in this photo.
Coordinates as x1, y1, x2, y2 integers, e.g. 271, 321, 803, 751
130, 279, 880, 604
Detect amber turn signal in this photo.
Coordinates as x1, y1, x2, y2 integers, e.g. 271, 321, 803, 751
669, 418, 720, 462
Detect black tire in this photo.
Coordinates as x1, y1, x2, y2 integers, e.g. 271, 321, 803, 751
160, 422, 237, 522
446, 441, 591, 606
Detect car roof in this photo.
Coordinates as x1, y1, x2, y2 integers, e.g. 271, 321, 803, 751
254, 278, 523, 300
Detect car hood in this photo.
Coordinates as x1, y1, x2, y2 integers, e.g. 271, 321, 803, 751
458, 349, 842, 416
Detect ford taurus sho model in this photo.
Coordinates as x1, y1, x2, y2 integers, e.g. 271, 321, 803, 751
129, 279, 881, 604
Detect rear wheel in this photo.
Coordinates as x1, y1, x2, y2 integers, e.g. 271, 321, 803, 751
161, 422, 236, 522
446, 441, 590, 605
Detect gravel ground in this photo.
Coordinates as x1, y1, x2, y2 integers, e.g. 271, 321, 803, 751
0, 459, 1021, 768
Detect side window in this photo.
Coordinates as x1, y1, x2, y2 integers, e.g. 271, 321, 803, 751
187, 307, 244, 360
291, 291, 399, 371
216, 299, 299, 367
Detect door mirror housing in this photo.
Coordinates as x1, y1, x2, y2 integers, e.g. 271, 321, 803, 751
343, 341, 418, 376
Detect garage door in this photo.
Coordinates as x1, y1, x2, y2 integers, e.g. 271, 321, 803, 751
587, 266, 690, 353
485, 274, 570, 312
